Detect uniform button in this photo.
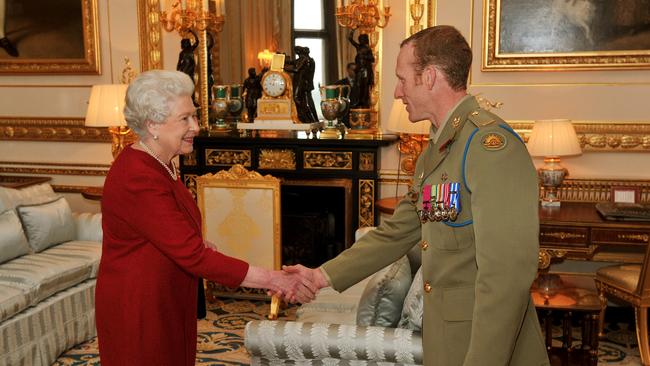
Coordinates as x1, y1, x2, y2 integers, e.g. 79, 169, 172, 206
420, 240, 429, 251
424, 282, 432, 293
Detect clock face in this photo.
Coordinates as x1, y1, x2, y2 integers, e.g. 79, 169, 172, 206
262, 72, 287, 97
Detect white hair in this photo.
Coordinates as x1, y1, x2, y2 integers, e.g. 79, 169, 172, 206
124, 70, 195, 137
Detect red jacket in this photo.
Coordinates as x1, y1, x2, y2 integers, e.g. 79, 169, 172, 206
96, 145, 249, 366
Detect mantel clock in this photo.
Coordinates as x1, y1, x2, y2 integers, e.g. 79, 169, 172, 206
257, 54, 299, 123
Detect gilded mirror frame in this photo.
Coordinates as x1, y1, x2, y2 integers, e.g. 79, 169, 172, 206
0, 0, 162, 143
0, 0, 100, 74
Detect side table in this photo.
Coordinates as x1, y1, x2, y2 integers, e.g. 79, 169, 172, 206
81, 186, 103, 201
531, 273, 601, 366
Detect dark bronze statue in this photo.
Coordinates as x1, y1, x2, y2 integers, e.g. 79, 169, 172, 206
348, 30, 375, 109
176, 30, 198, 81
288, 46, 319, 123
242, 67, 265, 123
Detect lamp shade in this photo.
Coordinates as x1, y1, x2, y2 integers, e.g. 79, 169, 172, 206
527, 119, 582, 157
386, 99, 430, 134
85, 84, 128, 127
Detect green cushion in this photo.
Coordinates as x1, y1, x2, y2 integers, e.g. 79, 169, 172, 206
0, 210, 30, 264
356, 256, 412, 327
17, 196, 75, 253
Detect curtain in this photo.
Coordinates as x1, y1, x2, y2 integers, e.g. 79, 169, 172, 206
335, 24, 355, 80
218, 0, 291, 85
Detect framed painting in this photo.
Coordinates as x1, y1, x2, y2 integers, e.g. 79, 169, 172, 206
483, 0, 650, 70
196, 165, 282, 304
0, 0, 99, 74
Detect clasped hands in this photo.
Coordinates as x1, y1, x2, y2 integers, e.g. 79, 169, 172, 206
266, 264, 328, 304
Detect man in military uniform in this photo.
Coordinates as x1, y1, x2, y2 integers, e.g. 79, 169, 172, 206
285, 26, 549, 366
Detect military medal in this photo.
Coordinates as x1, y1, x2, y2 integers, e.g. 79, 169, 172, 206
419, 185, 432, 224
448, 182, 460, 222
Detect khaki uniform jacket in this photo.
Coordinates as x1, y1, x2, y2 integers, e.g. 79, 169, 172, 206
322, 96, 550, 366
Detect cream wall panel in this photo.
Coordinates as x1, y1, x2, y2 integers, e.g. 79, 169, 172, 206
0, 87, 91, 116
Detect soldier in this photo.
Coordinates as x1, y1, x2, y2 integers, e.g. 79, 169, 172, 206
284, 26, 549, 366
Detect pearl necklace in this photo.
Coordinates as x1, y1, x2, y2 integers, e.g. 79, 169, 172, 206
139, 141, 178, 181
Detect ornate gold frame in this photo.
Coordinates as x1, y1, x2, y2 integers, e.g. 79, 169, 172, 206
196, 165, 282, 271
0, 0, 100, 74
0, 0, 162, 142
483, 0, 650, 71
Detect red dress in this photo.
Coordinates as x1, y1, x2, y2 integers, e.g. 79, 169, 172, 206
95, 146, 249, 366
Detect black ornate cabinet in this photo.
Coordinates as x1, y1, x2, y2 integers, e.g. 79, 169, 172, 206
179, 131, 397, 266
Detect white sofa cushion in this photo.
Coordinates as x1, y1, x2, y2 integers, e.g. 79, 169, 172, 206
0, 210, 30, 264
0, 241, 101, 309
0, 183, 57, 212
17, 196, 76, 253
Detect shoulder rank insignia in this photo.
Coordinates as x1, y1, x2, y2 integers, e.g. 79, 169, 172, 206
481, 132, 507, 151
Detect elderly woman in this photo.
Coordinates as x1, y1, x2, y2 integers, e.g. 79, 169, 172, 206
95, 70, 315, 366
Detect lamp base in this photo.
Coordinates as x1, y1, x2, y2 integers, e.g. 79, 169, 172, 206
108, 126, 133, 160
538, 157, 567, 207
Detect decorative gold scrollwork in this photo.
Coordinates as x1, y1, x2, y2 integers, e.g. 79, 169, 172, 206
358, 179, 375, 227
303, 151, 353, 170
541, 231, 586, 240
359, 152, 374, 171
617, 234, 650, 243
182, 151, 197, 166
183, 174, 198, 201
259, 149, 296, 170
205, 149, 251, 167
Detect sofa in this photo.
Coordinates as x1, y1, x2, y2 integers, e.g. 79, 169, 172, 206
0, 182, 102, 366
245, 228, 424, 365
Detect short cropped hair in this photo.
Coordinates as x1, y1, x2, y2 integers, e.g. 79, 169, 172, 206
400, 25, 472, 91
124, 70, 195, 137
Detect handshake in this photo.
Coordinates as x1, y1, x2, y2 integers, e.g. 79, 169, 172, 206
266, 264, 330, 304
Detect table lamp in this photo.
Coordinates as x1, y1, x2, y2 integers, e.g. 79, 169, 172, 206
527, 119, 582, 207
85, 84, 129, 160
386, 99, 430, 176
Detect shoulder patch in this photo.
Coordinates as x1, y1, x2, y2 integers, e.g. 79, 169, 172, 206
467, 108, 496, 128
480, 132, 507, 151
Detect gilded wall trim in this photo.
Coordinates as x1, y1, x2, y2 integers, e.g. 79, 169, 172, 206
509, 120, 650, 152
0, 117, 111, 142
138, 0, 163, 71
303, 151, 353, 170
549, 178, 650, 203
0, 161, 109, 176
51, 184, 96, 194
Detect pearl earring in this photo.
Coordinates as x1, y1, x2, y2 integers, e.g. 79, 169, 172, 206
153, 135, 159, 140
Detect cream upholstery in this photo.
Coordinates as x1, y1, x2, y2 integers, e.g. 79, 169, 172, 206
0, 183, 102, 366
245, 227, 423, 365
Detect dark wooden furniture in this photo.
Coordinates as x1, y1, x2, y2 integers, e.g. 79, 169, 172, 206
81, 186, 104, 201
0, 175, 50, 188
377, 199, 650, 268
179, 131, 397, 249
538, 202, 650, 268
595, 240, 650, 365
532, 273, 601, 366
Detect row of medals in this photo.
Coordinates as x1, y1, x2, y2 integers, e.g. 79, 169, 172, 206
416, 182, 461, 223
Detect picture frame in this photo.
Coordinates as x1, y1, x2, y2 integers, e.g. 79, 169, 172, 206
483, 0, 650, 71
0, 0, 100, 74
611, 186, 640, 204
196, 165, 282, 301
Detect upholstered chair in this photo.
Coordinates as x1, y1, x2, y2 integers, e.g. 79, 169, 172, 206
244, 227, 424, 365
595, 241, 650, 365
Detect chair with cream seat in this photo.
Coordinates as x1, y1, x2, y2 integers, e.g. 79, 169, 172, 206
595, 241, 650, 365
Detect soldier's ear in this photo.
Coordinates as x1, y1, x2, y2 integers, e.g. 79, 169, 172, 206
423, 66, 436, 89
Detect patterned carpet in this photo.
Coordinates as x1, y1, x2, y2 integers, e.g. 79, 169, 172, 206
54, 299, 643, 365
